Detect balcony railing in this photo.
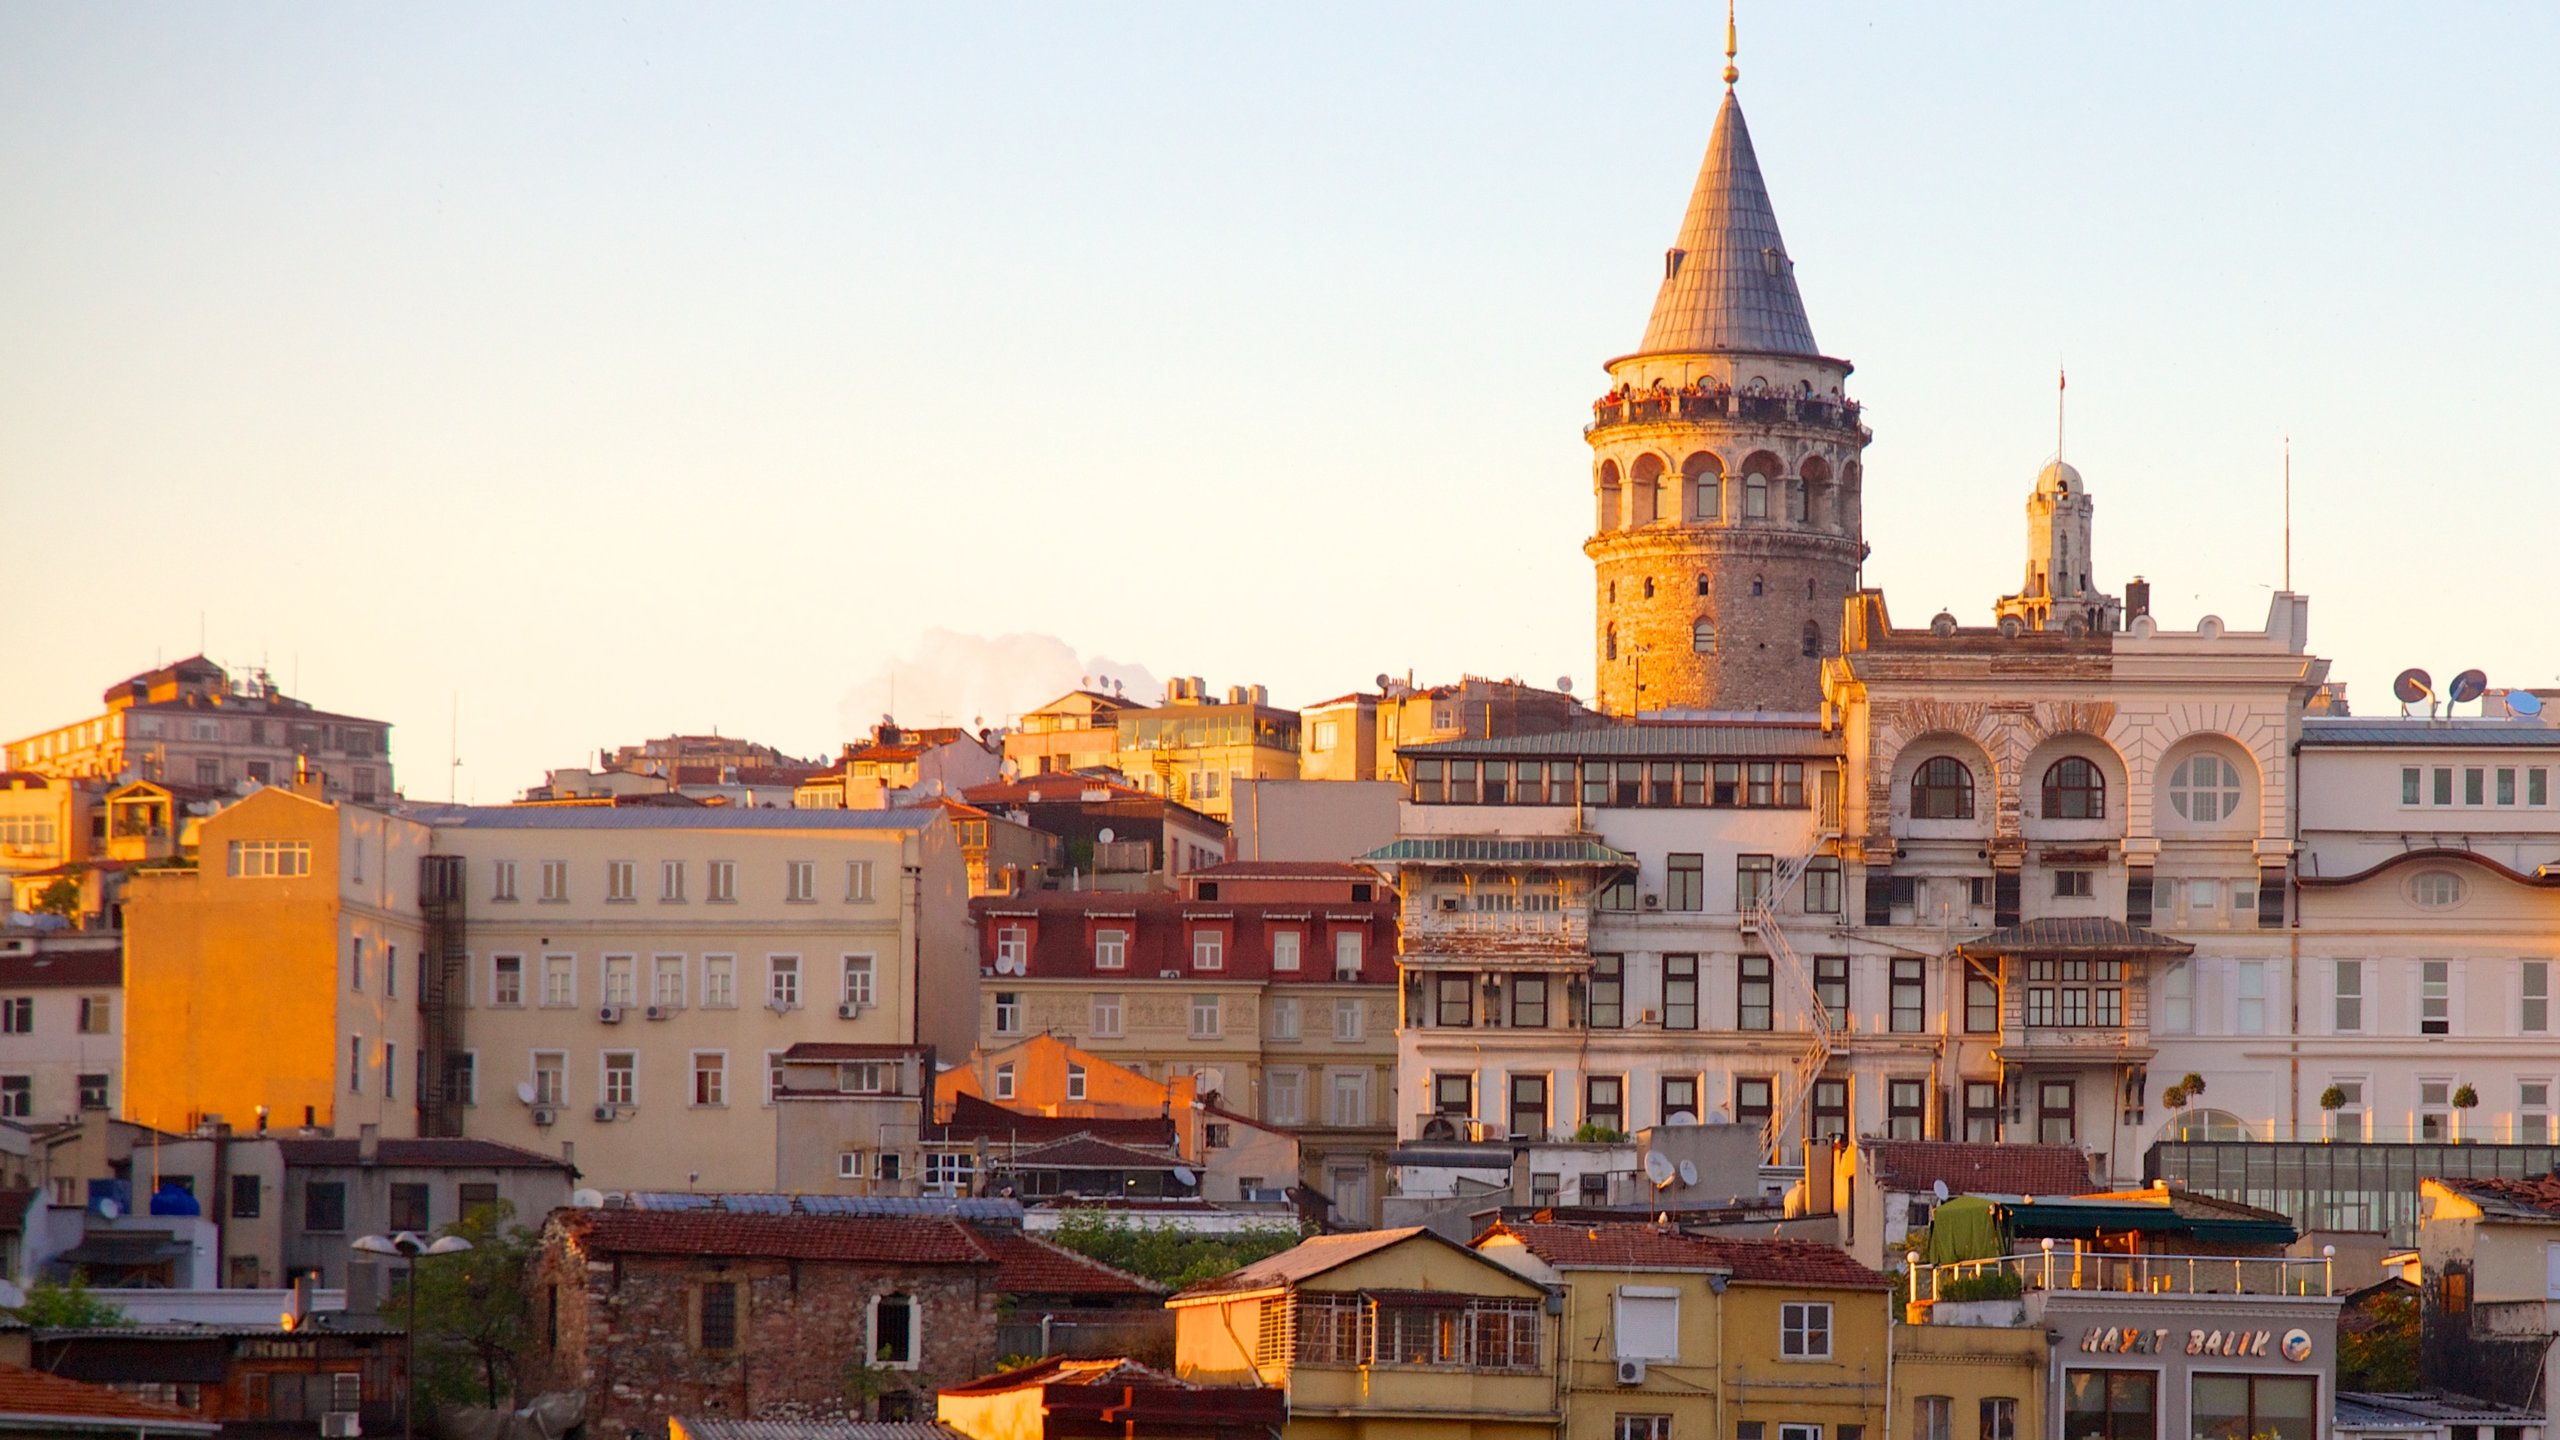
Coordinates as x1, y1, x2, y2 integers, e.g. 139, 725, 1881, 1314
1587, 390, 1862, 436
1919, 1247, 2336, 1302
1399, 908, 1589, 958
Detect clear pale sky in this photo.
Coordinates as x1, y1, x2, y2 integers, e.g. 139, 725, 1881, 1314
6, 5, 2555, 799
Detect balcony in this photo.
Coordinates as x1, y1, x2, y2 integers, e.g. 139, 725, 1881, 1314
1398, 908, 1589, 963
1918, 1247, 2337, 1303
1587, 389, 1863, 437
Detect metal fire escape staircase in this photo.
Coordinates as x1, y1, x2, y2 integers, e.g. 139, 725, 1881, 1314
1743, 837, 1839, 1161
418, 855, 468, 1138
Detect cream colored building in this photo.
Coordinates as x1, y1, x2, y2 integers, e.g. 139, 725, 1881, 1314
0, 932, 121, 1125
419, 804, 971, 1192
1002, 689, 1138, 779
1111, 679, 1299, 821
6, 656, 394, 802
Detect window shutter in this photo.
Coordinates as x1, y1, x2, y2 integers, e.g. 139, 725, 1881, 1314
1613, 1287, 1681, 1361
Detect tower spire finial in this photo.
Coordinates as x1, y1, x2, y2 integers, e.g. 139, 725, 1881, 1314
1724, 0, 1739, 88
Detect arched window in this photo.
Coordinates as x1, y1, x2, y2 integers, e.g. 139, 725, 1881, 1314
1696, 574, 1710, 597
1801, 622, 1820, 658
1805, 578, 1816, 600
1605, 625, 1618, 662
1786, 478, 1807, 523
1911, 757, 1975, 820
2166, 754, 2244, 823
1696, 475, 1719, 520
2042, 757, 2106, 819
1693, 618, 1717, 654
1751, 575, 1765, 597
1745, 475, 1769, 519
1642, 577, 1655, 599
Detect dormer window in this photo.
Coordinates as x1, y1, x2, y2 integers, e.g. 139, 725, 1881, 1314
1665, 248, 1687, 280
1760, 246, 1790, 276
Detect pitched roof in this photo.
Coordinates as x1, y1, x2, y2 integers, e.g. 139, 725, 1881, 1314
966, 1226, 1163, 1297
1003, 1135, 1184, 1171
2433, 1174, 2560, 1220
937, 1093, 1178, 1148
938, 1356, 1194, 1397
0, 1361, 218, 1432
1865, 1139, 2095, 1198
2302, 718, 2560, 748
1480, 1222, 1889, 1290
275, 1137, 572, 1170
1359, 835, 1633, 867
1957, 917, 2195, 959
1175, 1227, 1434, 1297
559, 1210, 993, 1265
0, 950, 121, 989
1638, 90, 1821, 358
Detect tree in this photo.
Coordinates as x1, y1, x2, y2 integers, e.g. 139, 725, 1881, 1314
30, 874, 82, 920
2339, 1286, 2419, 1391
1045, 1208, 1305, 1291
395, 1201, 541, 1411
8, 1275, 128, 1328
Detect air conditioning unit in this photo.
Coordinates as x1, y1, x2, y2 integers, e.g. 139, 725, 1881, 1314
1159, 969, 1181, 979
644, 1005, 670, 1021
837, 1002, 862, 1020
1616, 1358, 1647, 1386
530, 1106, 558, 1127
1642, 894, 1662, 910
592, 1105, 617, 1123
321, 1412, 363, 1439
597, 1006, 624, 1024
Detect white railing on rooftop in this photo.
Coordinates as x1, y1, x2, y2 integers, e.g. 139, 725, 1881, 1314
1918, 1245, 2336, 1302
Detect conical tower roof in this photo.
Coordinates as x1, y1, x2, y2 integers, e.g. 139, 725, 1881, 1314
1638, 91, 1820, 358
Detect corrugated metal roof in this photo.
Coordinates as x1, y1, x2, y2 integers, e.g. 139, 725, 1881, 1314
2301, 719, 2560, 748
1957, 917, 2194, 958
404, 805, 944, 831
1359, 836, 1635, 866
1405, 721, 1835, 760
620, 1191, 1026, 1222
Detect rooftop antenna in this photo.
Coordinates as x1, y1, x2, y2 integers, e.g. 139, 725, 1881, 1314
2282, 435, 2293, 593
2056, 362, 2066, 467
449, 692, 462, 803
1723, 0, 1740, 88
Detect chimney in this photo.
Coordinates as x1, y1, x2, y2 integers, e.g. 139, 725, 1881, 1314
358, 1123, 379, 1164
560, 1140, 575, 1170
2125, 576, 2151, 621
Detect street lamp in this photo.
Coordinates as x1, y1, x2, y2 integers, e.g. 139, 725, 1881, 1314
353, 1230, 473, 1440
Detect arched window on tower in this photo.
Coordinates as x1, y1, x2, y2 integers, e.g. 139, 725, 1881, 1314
1802, 622, 1821, 658
1911, 757, 1975, 820
1643, 577, 1655, 599
1745, 475, 1769, 520
1692, 618, 1717, 655
1606, 625, 1619, 662
1696, 574, 1711, 598
1751, 575, 1765, 597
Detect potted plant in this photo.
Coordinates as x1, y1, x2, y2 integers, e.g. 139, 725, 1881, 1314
2452, 1084, 2480, 1142
2318, 1085, 2348, 1140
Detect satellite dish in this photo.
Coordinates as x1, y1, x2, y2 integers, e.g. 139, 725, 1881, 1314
999, 759, 1020, 781
1932, 1179, 1951, 1203
1666, 1110, 1697, 1128
572, 1188, 606, 1209
516, 1081, 538, 1105
1375, 673, 1392, 690
2510, 691, 2546, 718
1645, 1152, 1676, 1188
2450, 670, 2489, 705
1556, 677, 1573, 695
98, 1197, 121, 1221
1677, 1159, 1699, 1187
1172, 1166, 1197, 1186
2392, 668, 2434, 706
1097, 827, 1116, 845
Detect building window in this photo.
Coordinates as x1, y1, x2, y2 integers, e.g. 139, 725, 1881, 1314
1662, 1075, 1699, 1125
0, 998, 26, 1034
348, 1034, 364, 1093
768, 955, 801, 1008
1511, 976, 1549, 1028
1738, 955, 1773, 1031
1586, 1076, 1624, 1135
703, 955, 735, 1008
1065, 1062, 1087, 1101
2466, 767, 2487, 805
1510, 1073, 1550, 1140
2420, 1077, 2453, 1141
1436, 974, 1474, 1027
1587, 954, 1624, 1028
1912, 757, 1974, 820
2401, 767, 2422, 806
1965, 971, 1998, 1033
1812, 1076, 1848, 1141
1964, 1081, 2001, 1142
77, 994, 111, 1034
1269, 1068, 1305, 1125
786, 861, 817, 903
305, 1181, 348, 1233
1190, 994, 1222, 1038
2038, 1080, 2075, 1145
1664, 955, 1699, 1030
1888, 1079, 1927, 1140
1746, 474, 1769, 518
1891, 958, 1925, 1033
606, 860, 635, 903
532, 1051, 565, 1106
491, 860, 518, 902
1091, 993, 1123, 1038
0, 1076, 27, 1119
1193, 931, 1225, 970
2166, 753, 2245, 822
2159, 960, 2193, 1033
226, 839, 312, 877
350, 938, 366, 993
871, 1294, 917, 1367
1666, 852, 1704, 910
1616, 1418, 1672, 1440
77, 1072, 110, 1111
2191, 1374, 2313, 1440
993, 1063, 1016, 1101
692, 1053, 726, 1106
657, 859, 685, 903
1329, 1070, 1370, 1127
1803, 857, 1842, 913
1814, 955, 1848, 1024
2521, 1081, 2553, 1144
698, 1281, 740, 1351
1268, 930, 1296, 971
542, 954, 574, 1007
383, 1041, 398, 1100
1736, 1076, 1773, 1135
1780, 1301, 1831, 1358
1269, 994, 1300, 1040
388, 1184, 430, 1233
1737, 853, 1774, 909
653, 955, 685, 1009
2043, 757, 2106, 819
841, 955, 875, 1009
601, 1052, 637, 1108
540, 860, 569, 901
2026, 958, 2124, 1029
2053, 869, 2093, 898
2327, 1077, 2367, 1140
1916, 1396, 1953, 1440
2527, 960, 2551, 1032
845, 860, 875, 902
2421, 960, 2451, 1034
602, 954, 635, 1007
229, 1173, 261, 1219
1693, 617, 1718, 654
2334, 959, 2363, 1032
1980, 1397, 2019, 1440
1333, 995, 1365, 1041
2413, 871, 2467, 908
708, 860, 736, 903
491, 956, 524, 1008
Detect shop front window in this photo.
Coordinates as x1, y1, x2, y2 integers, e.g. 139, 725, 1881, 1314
2190, 1373, 2312, 1440
2065, 1370, 2154, 1440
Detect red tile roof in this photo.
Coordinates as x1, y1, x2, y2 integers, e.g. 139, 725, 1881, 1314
938, 1094, 1178, 1148
1004, 1135, 1182, 1170
275, 1137, 573, 1170
1865, 1140, 2095, 1199
0, 1361, 215, 1430
966, 1226, 1163, 1297
562, 1210, 992, 1265
966, 891, 1398, 984
1480, 1222, 1890, 1290
2435, 1174, 2560, 1219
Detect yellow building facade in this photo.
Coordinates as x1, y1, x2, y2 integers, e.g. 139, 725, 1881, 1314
1171, 1227, 1558, 1439
122, 786, 431, 1136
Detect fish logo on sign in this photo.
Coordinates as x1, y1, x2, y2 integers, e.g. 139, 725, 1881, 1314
2281, 1329, 2313, 1364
